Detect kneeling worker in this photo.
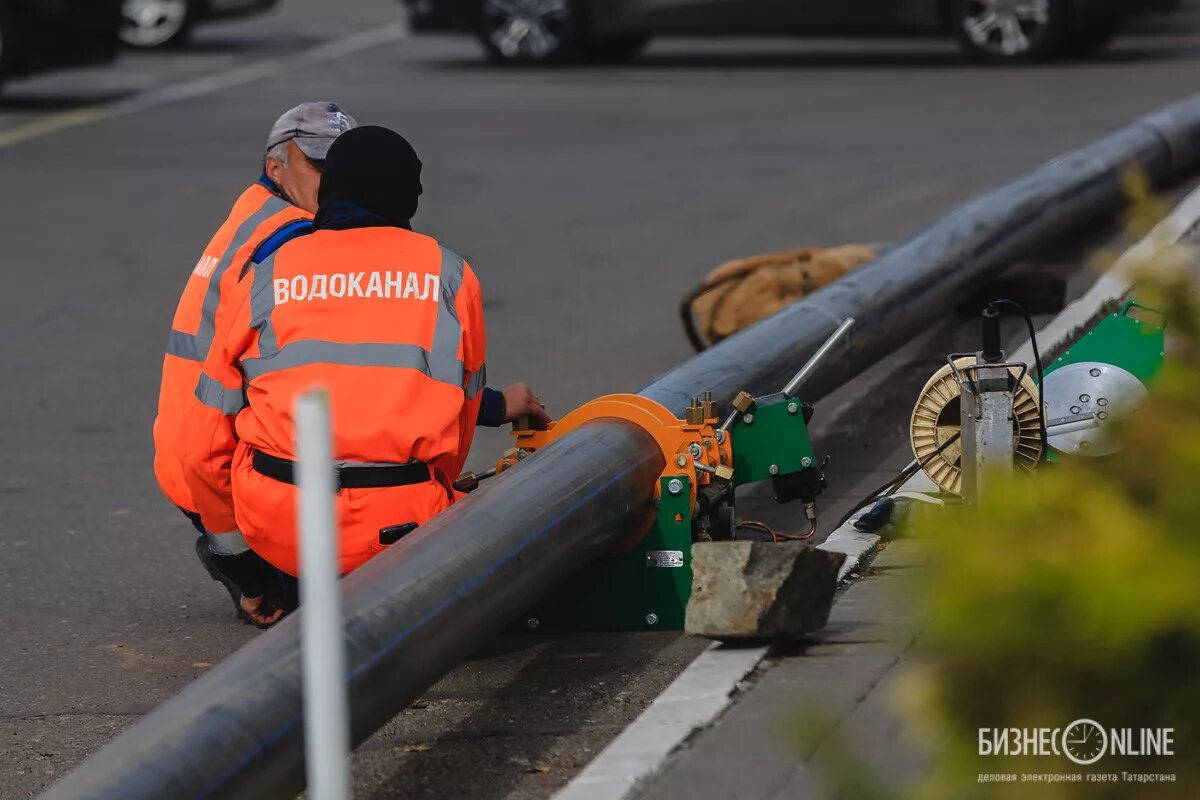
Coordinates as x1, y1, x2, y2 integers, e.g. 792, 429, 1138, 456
154, 102, 356, 626
183, 125, 550, 589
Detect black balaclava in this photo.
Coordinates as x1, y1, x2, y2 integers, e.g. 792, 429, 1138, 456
314, 125, 423, 229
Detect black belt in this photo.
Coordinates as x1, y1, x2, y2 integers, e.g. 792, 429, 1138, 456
251, 450, 432, 490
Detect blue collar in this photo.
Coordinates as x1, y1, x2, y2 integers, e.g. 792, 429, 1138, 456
257, 171, 285, 198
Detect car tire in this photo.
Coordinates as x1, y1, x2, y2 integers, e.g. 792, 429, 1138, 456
951, 0, 1071, 63
478, 0, 589, 65
120, 0, 195, 49
0, 1, 16, 92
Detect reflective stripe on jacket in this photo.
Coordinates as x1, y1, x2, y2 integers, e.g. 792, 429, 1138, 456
182, 226, 487, 544
152, 182, 310, 513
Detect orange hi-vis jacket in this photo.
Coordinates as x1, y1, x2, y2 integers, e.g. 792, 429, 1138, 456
182, 225, 487, 576
153, 181, 309, 515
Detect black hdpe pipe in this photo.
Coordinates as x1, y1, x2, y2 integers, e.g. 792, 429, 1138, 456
43, 97, 1200, 800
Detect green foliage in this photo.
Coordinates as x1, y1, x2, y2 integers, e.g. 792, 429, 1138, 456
907, 262, 1200, 799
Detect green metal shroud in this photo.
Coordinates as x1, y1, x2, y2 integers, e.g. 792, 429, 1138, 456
511, 476, 694, 633
730, 393, 816, 487
1042, 301, 1166, 385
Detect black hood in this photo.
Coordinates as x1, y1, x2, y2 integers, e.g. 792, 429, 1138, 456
314, 125, 423, 230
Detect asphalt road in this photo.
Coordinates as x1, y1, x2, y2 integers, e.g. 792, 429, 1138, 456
2, 1, 1199, 798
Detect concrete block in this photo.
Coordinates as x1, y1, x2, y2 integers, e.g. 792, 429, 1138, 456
686, 541, 845, 642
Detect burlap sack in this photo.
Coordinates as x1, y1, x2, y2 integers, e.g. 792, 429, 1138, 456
688, 245, 875, 347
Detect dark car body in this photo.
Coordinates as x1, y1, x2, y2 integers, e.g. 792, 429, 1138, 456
405, 0, 1180, 63
408, 0, 1174, 37
0, 0, 122, 81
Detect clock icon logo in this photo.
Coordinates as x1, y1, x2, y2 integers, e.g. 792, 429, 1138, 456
1062, 719, 1107, 765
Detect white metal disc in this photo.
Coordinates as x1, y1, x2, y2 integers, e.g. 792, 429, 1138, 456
1041, 361, 1147, 457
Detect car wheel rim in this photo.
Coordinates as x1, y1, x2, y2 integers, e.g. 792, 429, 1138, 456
962, 0, 1050, 56
121, 0, 189, 47
482, 0, 571, 60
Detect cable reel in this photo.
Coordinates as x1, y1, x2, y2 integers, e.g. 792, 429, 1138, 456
909, 356, 1044, 495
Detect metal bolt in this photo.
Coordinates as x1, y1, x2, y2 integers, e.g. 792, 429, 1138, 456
676, 454, 688, 467
689, 443, 703, 458
768, 464, 779, 475
743, 413, 754, 425
1098, 411, 1109, 420
1079, 394, 1091, 403
1097, 398, 1108, 407
1079, 440, 1092, 450
1090, 368, 1102, 377
715, 430, 725, 444
667, 478, 684, 496
801, 457, 813, 468
645, 613, 659, 626
787, 402, 799, 414
1070, 405, 1082, 415
702, 438, 711, 448
526, 617, 540, 631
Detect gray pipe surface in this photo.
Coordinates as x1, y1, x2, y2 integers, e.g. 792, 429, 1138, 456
43, 96, 1200, 800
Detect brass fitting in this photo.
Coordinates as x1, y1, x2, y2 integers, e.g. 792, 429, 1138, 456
732, 391, 755, 414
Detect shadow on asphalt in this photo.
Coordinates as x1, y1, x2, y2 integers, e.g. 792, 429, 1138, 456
0, 91, 129, 111
173, 34, 324, 54
365, 633, 679, 799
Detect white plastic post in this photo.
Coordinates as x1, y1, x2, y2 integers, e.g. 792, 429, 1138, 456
296, 389, 352, 800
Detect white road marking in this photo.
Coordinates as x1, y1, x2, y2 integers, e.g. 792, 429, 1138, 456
0, 23, 405, 151
553, 642, 766, 800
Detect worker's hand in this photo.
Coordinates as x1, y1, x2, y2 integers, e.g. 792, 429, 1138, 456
502, 382, 551, 429
239, 594, 285, 629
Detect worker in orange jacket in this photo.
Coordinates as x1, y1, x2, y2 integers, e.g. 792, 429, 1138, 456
182, 126, 550, 626
153, 102, 356, 625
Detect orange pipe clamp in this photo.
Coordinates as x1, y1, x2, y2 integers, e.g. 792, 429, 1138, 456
495, 394, 733, 512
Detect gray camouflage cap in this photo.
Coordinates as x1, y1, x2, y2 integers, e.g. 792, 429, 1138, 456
266, 102, 357, 161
